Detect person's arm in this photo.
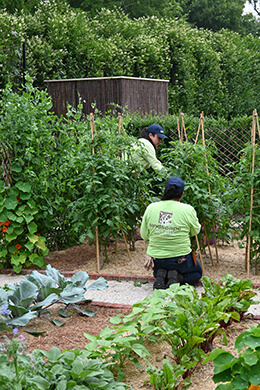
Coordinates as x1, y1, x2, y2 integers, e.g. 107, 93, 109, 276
143, 142, 164, 172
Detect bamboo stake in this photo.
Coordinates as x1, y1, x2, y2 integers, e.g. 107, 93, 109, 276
111, 188, 133, 262
177, 117, 181, 141
195, 235, 205, 275
202, 221, 214, 266
246, 109, 257, 276
118, 112, 126, 136
201, 114, 219, 264
196, 112, 219, 264
90, 113, 101, 273
194, 112, 203, 145
180, 112, 188, 142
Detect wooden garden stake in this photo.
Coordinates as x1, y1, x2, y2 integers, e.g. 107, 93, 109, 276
195, 112, 219, 264
177, 116, 181, 140
110, 188, 133, 262
202, 220, 214, 266
118, 112, 126, 136
90, 113, 101, 273
180, 112, 188, 142
195, 234, 205, 275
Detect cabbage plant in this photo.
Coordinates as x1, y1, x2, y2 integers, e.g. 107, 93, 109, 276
0, 264, 108, 329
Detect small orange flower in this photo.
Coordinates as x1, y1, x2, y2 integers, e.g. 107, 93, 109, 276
36, 233, 41, 236
4, 220, 10, 226
17, 197, 21, 201
15, 244, 21, 250
0, 222, 3, 225
249, 385, 260, 390
2, 226, 7, 233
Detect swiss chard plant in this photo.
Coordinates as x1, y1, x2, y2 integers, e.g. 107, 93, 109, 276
83, 274, 257, 387
202, 274, 257, 320
0, 264, 108, 330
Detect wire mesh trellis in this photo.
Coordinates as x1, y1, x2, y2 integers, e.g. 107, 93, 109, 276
171, 111, 260, 274
1, 141, 12, 190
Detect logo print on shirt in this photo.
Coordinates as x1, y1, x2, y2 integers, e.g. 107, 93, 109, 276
158, 211, 173, 225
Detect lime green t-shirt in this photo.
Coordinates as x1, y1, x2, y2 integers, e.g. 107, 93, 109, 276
131, 138, 163, 172
140, 200, 201, 258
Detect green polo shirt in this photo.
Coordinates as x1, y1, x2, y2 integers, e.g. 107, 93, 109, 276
140, 200, 201, 258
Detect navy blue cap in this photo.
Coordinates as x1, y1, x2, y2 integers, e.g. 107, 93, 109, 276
165, 176, 185, 193
147, 124, 168, 139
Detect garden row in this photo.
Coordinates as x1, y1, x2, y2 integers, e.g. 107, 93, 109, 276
0, 271, 259, 389
0, 80, 259, 273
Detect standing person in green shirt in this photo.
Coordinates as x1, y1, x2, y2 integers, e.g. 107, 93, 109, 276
131, 124, 167, 172
140, 176, 202, 289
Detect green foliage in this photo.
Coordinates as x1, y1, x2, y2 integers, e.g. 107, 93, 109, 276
228, 143, 260, 267
1, 3, 260, 117
84, 274, 257, 386
0, 338, 132, 389
183, 0, 246, 32
205, 323, 260, 389
0, 0, 40, 14
0, 79, 258, 272
0, 177, 48, 273
0, 264, 108, 329
161, 141, 232, 248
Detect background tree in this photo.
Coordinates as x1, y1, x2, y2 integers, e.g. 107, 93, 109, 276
67, 0, 185, 18
248, 0, 260, 15
182, 0, 247, 31
0, 0, 40, 13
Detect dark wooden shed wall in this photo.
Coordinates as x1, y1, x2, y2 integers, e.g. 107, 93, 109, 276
44, 76, 169, 117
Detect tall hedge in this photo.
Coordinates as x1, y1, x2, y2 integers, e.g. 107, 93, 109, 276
0, 2, 260, 118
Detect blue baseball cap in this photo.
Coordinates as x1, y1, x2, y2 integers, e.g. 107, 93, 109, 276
147, 124, 168, 139
165, 177, 185, 193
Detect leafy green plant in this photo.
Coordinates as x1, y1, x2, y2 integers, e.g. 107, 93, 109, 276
204, 323, 260, 390
228, 143, 260, 269
201, 274, 257, 323
161, 141, 232, 251
0, 264, 108, 329
0, 337, 133, 390
0, 176, 48, 273
145, 357, 195, 390
84, 275, 257, 385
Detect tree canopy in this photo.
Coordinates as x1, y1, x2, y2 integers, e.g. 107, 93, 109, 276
1, 0, 259, 35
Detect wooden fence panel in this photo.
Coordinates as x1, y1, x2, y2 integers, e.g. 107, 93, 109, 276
45, 76, 169, 117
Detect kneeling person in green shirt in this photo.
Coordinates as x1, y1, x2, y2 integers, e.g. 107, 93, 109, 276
140, 176, 202, 289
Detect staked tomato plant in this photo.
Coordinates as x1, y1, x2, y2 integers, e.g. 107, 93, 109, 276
229, 143, 260, 268
161, 141, 232, 251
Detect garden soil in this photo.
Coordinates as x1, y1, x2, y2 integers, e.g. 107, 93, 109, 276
2, 237, 260, 390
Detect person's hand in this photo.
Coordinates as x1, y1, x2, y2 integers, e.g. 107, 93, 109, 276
144, 254, 154, 270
